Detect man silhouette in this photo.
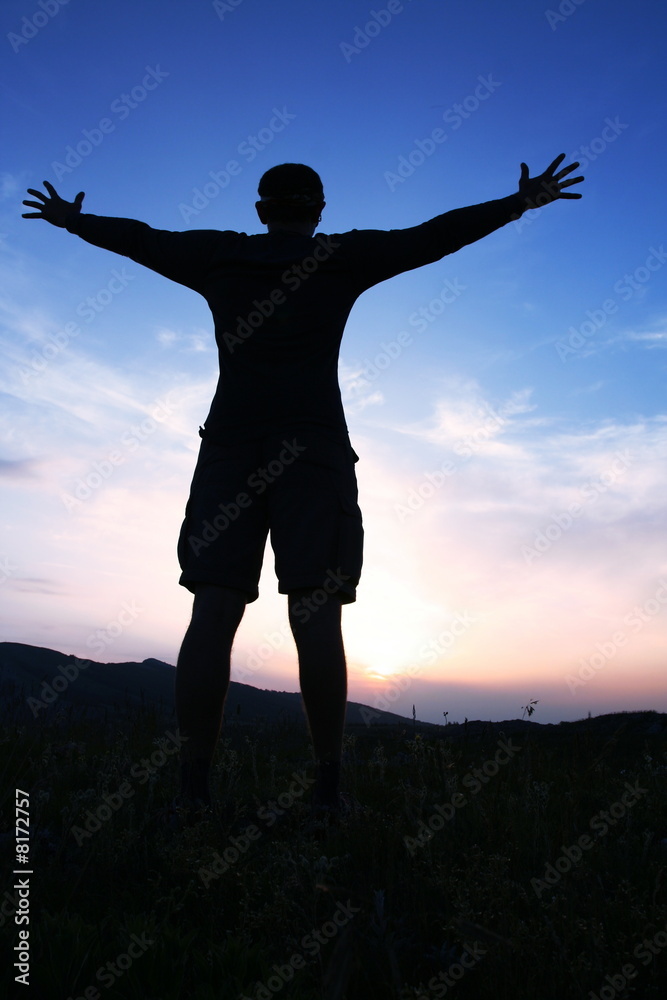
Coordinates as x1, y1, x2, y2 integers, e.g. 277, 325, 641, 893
23, 155, 583, 829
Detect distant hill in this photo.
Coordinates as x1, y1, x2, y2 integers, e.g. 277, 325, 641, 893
0, 641, 423, 730
1, 642, 664, 743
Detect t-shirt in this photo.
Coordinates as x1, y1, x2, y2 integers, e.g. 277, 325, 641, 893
65, 193, 526, 444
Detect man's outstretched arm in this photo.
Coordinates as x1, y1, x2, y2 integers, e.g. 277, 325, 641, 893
427, 152, 584, 252
22, 180, 228, 291
344, 154, 584, 287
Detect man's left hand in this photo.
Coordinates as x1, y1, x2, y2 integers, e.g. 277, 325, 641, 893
518, 154, 584, 210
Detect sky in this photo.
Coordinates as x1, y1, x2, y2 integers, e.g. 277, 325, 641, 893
1, 0, 665, 726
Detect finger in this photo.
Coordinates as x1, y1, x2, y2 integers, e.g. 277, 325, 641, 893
558, 176, 584, 188
25, 188, 47, 201
22, 200, 43, 209
21, 212, 43, 218
43, 180, 57, 194
519, 162, 529, 183
558, 192, 582, 199
546, 153, 566, 175
554, 161, 580, 180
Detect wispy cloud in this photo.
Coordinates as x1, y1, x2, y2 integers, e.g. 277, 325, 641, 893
363, 379, 542, 460
0, 172, 22, 201
625, 330, 667, 347
154, 326, 213, 352
7, 576, 70, 595
571, 380, 605, 395
339, 359, 384, 412
0, 457, 39, 479
562, 320, 667, 359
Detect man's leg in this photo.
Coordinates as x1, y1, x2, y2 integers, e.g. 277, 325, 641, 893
288, 588, 347, 808
174, 583, 247, 805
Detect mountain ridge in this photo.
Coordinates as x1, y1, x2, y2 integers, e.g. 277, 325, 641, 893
0, 640, 421, 729
1, 642, 664, 742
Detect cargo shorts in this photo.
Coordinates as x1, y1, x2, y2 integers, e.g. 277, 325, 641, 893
177, 426, 364, 604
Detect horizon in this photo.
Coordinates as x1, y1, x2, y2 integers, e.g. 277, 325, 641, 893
2, 0, 666, 729
1, 638, 660, 728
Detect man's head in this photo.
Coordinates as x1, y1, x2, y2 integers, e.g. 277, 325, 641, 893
256, 163, 325, 236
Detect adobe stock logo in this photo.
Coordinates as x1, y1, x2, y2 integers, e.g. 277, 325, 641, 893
340, 1, 413, 62
565, 579, 667, 694
545, 0, 587, 31
554, 245, 666, 360
178, 107, 296, 223
7, 0, 70, 53
50, 67, 169, 181
212, 0, 244, 18
531, 780, 648, 899
521, 450, 632, 565
384, 75, 501, 191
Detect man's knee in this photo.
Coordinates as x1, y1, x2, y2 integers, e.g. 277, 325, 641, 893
288, 587, 342, 630
192, 583, 247, 625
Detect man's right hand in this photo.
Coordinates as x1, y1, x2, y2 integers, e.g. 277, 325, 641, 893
22, 180, 85, 227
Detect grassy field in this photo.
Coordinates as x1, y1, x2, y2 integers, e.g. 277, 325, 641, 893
1, 696, 666, 1000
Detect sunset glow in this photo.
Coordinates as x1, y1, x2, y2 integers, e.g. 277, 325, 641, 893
2, 0, 665, 725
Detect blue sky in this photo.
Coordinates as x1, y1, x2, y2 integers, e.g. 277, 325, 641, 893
1, 0, 665, 725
